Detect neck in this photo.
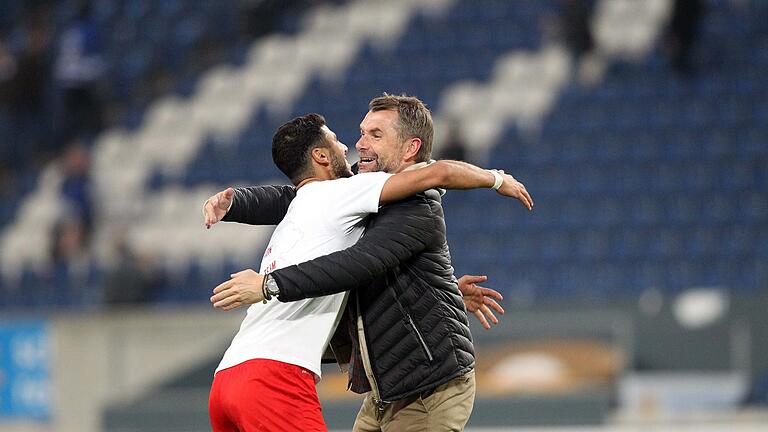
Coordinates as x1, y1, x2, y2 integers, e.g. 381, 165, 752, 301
394, 160, 417, 173
296, 164, 335, 187
295, 177, 320, 189
403, 160, 432, 172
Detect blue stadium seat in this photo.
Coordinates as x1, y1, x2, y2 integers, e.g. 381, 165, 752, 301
5, 0, 766, 306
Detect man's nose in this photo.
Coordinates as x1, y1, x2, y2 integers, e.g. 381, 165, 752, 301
355, 137, 366, 151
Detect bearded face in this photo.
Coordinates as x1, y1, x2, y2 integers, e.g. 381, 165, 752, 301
330, 146, 353, 178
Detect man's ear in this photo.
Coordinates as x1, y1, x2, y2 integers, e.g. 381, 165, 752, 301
403, 138, 422, 161
311, 147, 330, 166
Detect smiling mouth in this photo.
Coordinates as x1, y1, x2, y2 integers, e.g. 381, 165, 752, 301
358, 157, 377, 168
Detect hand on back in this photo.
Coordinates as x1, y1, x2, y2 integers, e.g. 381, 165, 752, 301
203, 187, 235, 229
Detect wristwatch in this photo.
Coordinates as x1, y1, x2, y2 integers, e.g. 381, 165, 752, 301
263, 274, 280, 301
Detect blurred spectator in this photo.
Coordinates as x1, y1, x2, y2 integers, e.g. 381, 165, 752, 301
240, 0, 287, 38
239, 0, 340, 38
103, 232, 165, 305
0, 5, 53, 170
664, 0, 704, 75
0, 37, 17, 185
548, 0, 606, 86
50, 216, 88, 269
439, 120, 469, 162
59, 141, 93, 234
54, 2, 105, 143
48, 214, 92, 304
558, 0, 595, 62
0, 38, 18, 96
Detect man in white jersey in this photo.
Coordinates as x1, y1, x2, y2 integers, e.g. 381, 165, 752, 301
207, 113, 532, 431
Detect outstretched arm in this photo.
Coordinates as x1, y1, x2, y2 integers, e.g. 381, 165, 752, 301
210, 195, 437, 309
204, 161, 533, 228
210, 163, 534, 311
203, 185, 296, 228
380, 160, 533, 210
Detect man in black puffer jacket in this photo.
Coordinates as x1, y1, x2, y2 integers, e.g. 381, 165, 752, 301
204, 94, 533, 431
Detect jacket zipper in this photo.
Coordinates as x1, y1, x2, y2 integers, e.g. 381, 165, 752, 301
391, 270, 434, 363
403, 313, 434, 362
356, 293, 388, 412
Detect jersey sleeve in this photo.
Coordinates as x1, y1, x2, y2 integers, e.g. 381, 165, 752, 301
222, 185, 296, 225
329, 172, 392, 218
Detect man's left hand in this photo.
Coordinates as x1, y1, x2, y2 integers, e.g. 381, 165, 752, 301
458, 274, 505, 329
211, 269, 265, 311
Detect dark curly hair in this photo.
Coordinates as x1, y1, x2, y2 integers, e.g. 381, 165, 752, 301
272, 113, 329, 184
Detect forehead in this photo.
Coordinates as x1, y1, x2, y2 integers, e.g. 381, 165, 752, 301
361, 109, 398, 130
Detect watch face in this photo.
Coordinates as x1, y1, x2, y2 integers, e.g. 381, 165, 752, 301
266, 277, 279, 295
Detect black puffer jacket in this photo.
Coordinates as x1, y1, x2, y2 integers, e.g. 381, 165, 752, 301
224, 185, 475, 402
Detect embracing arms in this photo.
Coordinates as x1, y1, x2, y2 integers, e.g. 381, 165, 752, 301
211, 194, 437, 306
203, 185, 296, 229
203, 161, 529, 327
203, 160, 532, 229
378, 160, 533, 208
210, 193, 505, 327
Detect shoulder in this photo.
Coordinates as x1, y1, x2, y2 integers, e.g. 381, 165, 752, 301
315, 172, 392, 197
380, 191, 446, 231
371, 194, 442, 244
386, 190, 442, 210
379, 192, 435, 219
343, 172, 392, 187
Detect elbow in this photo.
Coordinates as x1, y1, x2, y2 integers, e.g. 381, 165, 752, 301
431, 161, 452, 188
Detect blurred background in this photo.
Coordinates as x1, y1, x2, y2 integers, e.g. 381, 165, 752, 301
0, 0, 766, 431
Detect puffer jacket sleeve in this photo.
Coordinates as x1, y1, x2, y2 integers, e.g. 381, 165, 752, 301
273, 194, 439, 302
221, 185, 296, 226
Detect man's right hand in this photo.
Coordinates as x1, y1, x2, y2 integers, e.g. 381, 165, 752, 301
211, 269, 265, 310
203, 187, 235, 229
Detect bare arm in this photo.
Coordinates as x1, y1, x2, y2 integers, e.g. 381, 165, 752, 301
380, 160, 533, 210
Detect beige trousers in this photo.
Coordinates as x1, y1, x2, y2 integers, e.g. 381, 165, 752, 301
352, 370, 476, 432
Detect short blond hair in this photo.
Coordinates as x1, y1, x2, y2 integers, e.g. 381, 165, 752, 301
369, 93, 433, 163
